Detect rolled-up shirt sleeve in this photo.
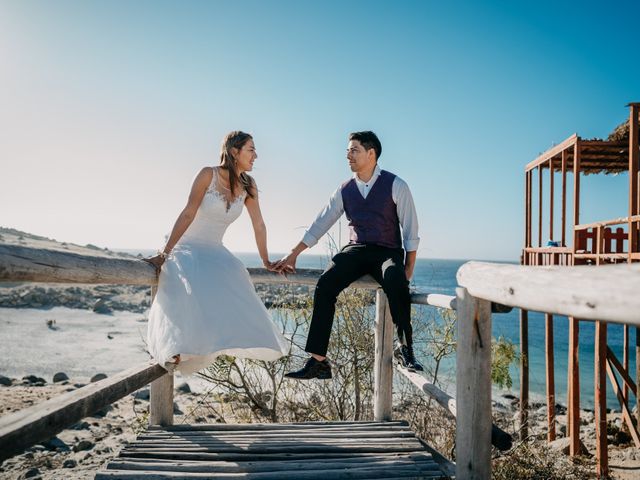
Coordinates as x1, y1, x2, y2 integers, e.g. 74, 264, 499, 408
302, 187, 345, 248
392, 177, 420, 252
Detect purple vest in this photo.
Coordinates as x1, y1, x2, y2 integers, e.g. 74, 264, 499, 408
341, 170, 402, 249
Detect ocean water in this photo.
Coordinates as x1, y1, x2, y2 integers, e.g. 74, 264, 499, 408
124, 250, 635, 409
408, 258, 637, 410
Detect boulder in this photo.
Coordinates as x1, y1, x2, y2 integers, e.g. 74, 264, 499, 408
22, 375, 46, 386
549, 437, 589, 456
70, 421, 91, 430
177, 382, 191, 394
0, 375, 12, 386
92, 298, 112, 314
52, 372, 69, 383
90, 373, 107, 383
21, 468, 41, 479
73, 440, 94, 452
40, 436, 69, 452
134, 388, 150, 400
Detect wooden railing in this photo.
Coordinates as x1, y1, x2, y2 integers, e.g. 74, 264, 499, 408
457, 261, 640, 479
0, 245, 511, 478
573, 215, 640, 263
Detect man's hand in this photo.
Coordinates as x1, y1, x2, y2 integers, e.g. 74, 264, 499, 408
404, 250, 417, 283
404, 264, 414, 282
274, 253, 298, 274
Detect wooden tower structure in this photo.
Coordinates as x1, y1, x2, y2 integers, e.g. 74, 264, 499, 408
520, 102, 640, 477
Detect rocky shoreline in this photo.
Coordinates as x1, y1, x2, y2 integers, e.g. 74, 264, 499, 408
491, 394, 640, 479
0, 282, 315, 313
0, 372, 218, 480
2, 370, 638, 479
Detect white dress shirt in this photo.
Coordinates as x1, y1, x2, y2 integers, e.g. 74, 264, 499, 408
302, 165, 420, 252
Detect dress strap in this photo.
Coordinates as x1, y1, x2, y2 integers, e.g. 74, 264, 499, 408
208, 166, 218, 192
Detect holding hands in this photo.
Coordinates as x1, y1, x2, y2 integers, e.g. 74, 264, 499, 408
273, 242, 307, 275
273, 252, 298, 274
262, 258, 280, 272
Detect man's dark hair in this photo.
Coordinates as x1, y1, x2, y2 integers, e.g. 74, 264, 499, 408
349, 131, 382, 160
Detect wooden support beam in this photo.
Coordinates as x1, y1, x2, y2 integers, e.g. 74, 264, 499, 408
624, 325, 629, 402
527, 171, 533, 248
606, 360, 640, 448
562, 150, 568, 246
607, 346, 638, 393
0, 243, 157, 285
456, 262, 640, 324
545, 313, 556, 442
0, 362, 165, 462
150, 374, 174, 427
374, 289, 393, 421
0, 243, 382, 290
637, 329, 640, 429
595, 321, 608, 478
520, 308, 529, 440
409, 293, 456, 310
539, 166, 544, 247
395, 367, 512, 451
568, 316, 581, 456
573, 139, 581, 257
456, 287, 492, 480
526, 134, 578, 172
550, 159, 555, 241
629, 103, 639, 257
148, 285, 175, 427
524, 171, 530, 250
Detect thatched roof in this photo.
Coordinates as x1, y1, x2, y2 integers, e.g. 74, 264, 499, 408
527, 136, 629, 175
527, 115, 635, 175
608, 120, 629, 143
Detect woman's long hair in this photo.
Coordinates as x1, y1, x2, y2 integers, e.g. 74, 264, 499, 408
219, 131, 255, 198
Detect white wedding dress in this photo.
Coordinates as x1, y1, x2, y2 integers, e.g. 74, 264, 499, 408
147, 168, 288, 375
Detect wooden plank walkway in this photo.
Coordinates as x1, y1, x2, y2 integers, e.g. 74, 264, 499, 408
96, 420, 447, 479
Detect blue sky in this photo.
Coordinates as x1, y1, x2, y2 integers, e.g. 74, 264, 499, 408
1, 0, 637, 260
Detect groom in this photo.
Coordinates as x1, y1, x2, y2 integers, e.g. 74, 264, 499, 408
276, 131, 423, 379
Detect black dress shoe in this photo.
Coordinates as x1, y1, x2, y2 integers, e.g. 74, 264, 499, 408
284, 357, 332, 380
394, 344, 424, 372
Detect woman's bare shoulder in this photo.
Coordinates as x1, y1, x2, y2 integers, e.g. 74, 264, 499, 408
196, 166, 215, 181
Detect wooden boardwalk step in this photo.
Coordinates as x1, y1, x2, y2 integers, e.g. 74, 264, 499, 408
96, 421, 447, 479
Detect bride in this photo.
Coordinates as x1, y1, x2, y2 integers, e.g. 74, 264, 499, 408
145, 131, 288, 375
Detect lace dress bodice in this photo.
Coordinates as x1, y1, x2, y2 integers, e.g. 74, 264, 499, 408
179, 168, 247, 247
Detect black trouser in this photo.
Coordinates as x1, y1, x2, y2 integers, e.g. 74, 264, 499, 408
305, 244, 412, 357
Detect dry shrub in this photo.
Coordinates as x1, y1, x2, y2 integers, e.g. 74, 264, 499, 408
492, 443, 594, 480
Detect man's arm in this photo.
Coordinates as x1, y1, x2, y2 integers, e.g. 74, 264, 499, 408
393, 177, 420, 281
405, 250, 417, 282
276, 188, 344, 273
276, 241, 308, 273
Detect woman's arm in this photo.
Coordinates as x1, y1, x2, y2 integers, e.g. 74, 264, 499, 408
145, 167, 212, 272
244, 182, 274, 270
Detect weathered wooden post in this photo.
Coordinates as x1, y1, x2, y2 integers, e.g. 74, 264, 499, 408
456, 286, 492, 480
520, 308, 529, 440
149, 285, 174, 426
545, 312, 556, 442
568, 316, 580, 455
595, 321, 608, 478
374, 289, 394, 421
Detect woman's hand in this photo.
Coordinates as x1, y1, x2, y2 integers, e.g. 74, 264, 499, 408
263, 259, 278, 272
144, 254, 166, 275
